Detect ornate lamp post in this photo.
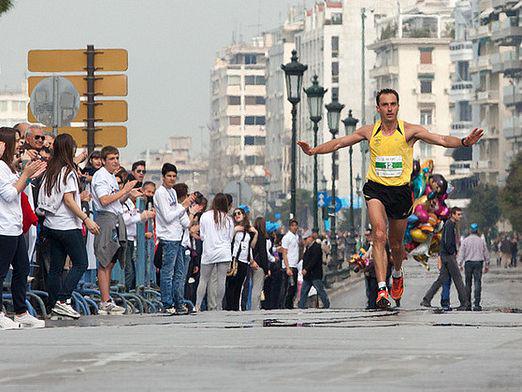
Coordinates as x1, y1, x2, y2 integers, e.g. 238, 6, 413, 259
281, 50, 307, 219
342, 109, 359, 254
304, 75, 327, 231
325, 94, 344, 268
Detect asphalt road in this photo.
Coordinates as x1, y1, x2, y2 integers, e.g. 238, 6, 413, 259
0, 262, 520, 392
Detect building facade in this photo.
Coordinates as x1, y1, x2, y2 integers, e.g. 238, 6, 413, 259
0, 86, 28, 127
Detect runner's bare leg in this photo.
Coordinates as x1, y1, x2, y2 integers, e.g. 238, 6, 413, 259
388, 218, 408, 273
367, 199, 389, 283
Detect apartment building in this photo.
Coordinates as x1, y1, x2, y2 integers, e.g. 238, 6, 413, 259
0, 87, 28, 127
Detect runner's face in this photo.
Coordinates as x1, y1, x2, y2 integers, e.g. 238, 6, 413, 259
377, 94, 399, 122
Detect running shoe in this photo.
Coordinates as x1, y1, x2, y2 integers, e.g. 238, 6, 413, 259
52, 300, 81, 319
376, 289, 390, 309
98, 299, 125, 315
0, 312, 20, 330
391, 273, 404, 301
14, 313, 45, 329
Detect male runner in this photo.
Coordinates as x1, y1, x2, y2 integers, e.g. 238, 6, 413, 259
298, 88, 483, 309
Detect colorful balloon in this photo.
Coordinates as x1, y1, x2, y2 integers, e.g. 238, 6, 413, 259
414, 205, 429, 223
411, 228, 429, 243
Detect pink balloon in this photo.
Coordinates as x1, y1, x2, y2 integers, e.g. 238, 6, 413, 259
437, 206, 450, 220
414, 205, 429, 223
424, 185, 433, 195
438, 193, 448, 202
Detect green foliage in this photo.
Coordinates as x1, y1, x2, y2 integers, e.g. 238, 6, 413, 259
501, 152, 522, 232
466, 184, 501, 235
0, 0, 14, 16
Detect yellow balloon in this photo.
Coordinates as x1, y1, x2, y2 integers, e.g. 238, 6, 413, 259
411, 228, 429, 243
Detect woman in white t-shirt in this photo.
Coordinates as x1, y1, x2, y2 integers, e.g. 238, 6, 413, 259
224, 207, 258, 311
0, 127, 47, 329
195, 193, 234, 311
40, 134, 100, 319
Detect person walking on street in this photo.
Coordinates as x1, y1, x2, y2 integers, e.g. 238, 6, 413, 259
298, 229, 330, 309
511, 235, 518, 268
421, 207, 470, 310
298, 88, 484, 309
500, 236, 512, 269
457, 223, 489, 311
281, 219, 300, 309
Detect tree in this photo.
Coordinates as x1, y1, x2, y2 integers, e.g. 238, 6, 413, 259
501, 151, 522, 232
466, 184, 501, 235
0, 0, 14, 16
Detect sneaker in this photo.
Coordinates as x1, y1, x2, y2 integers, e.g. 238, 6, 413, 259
473, 305, 482, 311
165, 307, 177, 315
455, 305, 471, 311
14, 313, 45, 329
98, 300, 125, 315
376, 289, 390, 309
0, 312, 20, 330
420, 299, 432, 308
391, 273, 404, 301
176, 305, 189, 315
52, 300, 81, 319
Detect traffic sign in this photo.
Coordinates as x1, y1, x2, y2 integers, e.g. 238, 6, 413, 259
325, 196, 343, 213
317, 191, 328, 208
28, 74, 128, 97
29, 76, 80, 130
28, 49, 128, 72
45, 126, 127, 148
28, 100, 127, 123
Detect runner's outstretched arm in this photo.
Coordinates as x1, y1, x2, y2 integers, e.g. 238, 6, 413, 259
297, 125, 371, 155
410, 125, 484, 148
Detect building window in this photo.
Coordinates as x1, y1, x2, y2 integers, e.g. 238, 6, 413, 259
420, 143, 432, 157
244, 54, 257, 65
228, 96, 241, 105
419, 47, 433, 64
245, 75, 266, 85
0, 101, 7, 112
229, 116, 241, 125
331, 87, 339, 99
331, 13, 342, 25
420, 109, 433, 125
457, 61, 470, 81
245, 96, 265, 105
229, 136, 241, 145
331, 61, 339, 83
419, 76, 433, 93
458, 101, 472, 121
331, 36, 339, 58
228, 75, 241, 86
245, 116, 265, 125
245, 155, 265, 165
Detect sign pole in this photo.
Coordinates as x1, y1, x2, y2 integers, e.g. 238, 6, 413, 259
86, 45, 96, 154
52, 75, 59, 136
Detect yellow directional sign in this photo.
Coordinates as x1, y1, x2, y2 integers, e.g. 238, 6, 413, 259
46, 126, 128, 148
28, 74, 127, 97
29, 100, 127, 123
28, 49, 128, 72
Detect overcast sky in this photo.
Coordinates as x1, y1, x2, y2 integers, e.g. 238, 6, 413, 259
0, 0, 312, 161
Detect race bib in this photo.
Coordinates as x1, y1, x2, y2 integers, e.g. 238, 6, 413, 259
375, 156, 403, 177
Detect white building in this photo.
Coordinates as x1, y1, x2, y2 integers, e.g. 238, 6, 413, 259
368, 1, 455, 177
208, 39, 271, 213
0, 86, 28, 127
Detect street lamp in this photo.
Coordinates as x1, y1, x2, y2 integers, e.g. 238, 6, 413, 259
304, 74, 327, 231
281, 50, 307, 219
325, 93, 344, 268
342, 109, 359, 254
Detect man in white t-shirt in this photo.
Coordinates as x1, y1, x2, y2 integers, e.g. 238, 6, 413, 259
92, 146, 139, 315
281, 219, 300, 309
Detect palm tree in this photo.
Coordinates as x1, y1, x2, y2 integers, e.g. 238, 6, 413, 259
0, 0, 14, 16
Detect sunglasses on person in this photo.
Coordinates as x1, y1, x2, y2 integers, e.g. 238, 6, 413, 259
136, 169, 146, 174
34, 135, 45, 141
233, 211, 243, 216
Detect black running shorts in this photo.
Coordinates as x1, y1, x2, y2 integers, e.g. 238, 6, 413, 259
363, 180, 413, 220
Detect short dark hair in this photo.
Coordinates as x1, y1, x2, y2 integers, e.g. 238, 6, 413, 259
132, 160, 146, 171
142, 181, 156, 189
161, 162, 177, 176
451, 207, 462, 215
173, 183, 189, 200
101, 145, 119, 160
376, 88, 399, 105
289, 219, 298, 226
225, 193, 233, 207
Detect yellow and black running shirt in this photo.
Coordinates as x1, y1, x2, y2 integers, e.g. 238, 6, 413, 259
366, 120, 413, 186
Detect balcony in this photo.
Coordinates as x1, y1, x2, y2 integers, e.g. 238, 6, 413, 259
449, 81, 474, 102
369, 65, 399, 78
470, 54, 492, 73
476, 89, 499, 104
503, 84, 522, 106
469, 25, 490, 40
492, 21, 522, 46
449, 41, 473, 62
417, 93, 435, 104
417, 63, 435, 74
492, 0, 518, 9
450, 121, 472, 138
503, 116, 522, 140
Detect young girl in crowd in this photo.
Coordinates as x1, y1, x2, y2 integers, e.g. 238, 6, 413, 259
39, 134, 100, 319
195, 193, 234, 312
0, 127, 46, 329
251, 217, 270, 310
224, 207, 258, 311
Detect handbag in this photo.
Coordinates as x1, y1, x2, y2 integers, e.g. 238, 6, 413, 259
227, 231, 247, 277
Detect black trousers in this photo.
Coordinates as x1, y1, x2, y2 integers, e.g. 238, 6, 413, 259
284, 267, 299, 309
423, 254, 469, 307
225, 262, 248, 311
464, 260, 483, 307
0, 234, 30, 314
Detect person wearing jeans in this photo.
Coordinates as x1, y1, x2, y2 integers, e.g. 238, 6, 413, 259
0, 127, 47, 329
299, 230, 330, 309
458, 223, 490, 311
281, 219, 300, 309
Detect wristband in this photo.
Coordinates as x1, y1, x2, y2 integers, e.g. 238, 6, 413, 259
461, 137, 468, 147
82, 215, 89, 222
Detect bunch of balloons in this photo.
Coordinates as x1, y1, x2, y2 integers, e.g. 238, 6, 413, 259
404, 159, 451, 270
265, 220, 281, 234
348, 248, 369, 273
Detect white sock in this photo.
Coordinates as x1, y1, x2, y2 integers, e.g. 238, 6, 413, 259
378, 281, 387, 290
392, 269, 402, 278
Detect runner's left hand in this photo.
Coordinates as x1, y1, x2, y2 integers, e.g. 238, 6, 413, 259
463, 128, 484, 146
